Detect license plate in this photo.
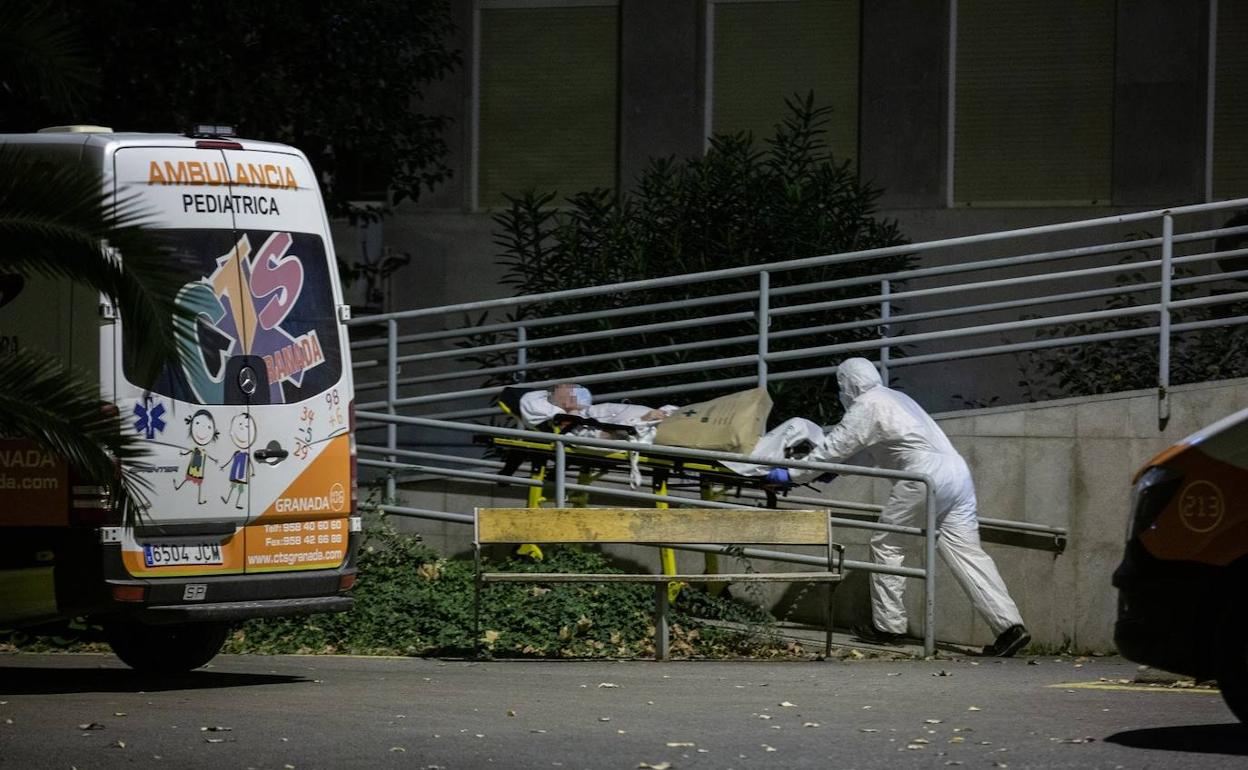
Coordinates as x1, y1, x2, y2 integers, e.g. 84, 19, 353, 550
143, 542, 224, 567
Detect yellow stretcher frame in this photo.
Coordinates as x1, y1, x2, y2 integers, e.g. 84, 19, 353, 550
481, 432, 796, 598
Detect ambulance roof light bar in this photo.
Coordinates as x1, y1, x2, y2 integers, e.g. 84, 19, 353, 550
187, 123, 237, 139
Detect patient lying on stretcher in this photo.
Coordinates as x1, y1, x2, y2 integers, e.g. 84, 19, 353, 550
519, 383, 679, 443
517, 383, 826, 482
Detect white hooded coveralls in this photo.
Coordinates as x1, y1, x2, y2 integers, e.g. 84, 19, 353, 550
807, 358, 1024, 636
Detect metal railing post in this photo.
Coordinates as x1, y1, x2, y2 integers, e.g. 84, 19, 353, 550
924, 479, 937, 657
880, 279, 892, 385
757, 270, 770, 388
554, 441, 567, 507
1159, 214, 1173, 429
386, 318, 398, 501
516, 325, 528, 382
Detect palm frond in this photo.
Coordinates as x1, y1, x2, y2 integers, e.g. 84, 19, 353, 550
0, 348, 152, 526
0, 1, 97, 115
0, 147, 197, 384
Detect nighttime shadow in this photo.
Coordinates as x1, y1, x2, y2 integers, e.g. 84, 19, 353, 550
1105, 723, 1248, 756
0, 665, 307, 695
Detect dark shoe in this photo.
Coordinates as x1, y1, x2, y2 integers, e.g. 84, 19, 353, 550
983, 624, 1031, 657
852, 623, 906, 646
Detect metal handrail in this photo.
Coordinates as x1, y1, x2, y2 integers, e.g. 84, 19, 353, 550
347, 198, 1248, 327
349, 206, 1248, 419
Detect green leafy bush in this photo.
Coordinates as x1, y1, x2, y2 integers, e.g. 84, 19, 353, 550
465, 93, 911, 426
1017, 238, 1248, 402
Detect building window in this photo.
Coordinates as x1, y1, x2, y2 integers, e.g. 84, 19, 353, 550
953, 0, 1114, 205
476, 1, 619, 209
709, 0, 859, 162
1214, 0, 1248, 200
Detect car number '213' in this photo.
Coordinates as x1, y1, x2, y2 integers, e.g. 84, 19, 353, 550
143, 542, 224, 567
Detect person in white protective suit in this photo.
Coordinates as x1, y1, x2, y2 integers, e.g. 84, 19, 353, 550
788, 357, 1031, 657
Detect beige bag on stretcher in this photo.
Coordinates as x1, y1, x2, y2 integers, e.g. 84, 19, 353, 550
653, 387, 772, 454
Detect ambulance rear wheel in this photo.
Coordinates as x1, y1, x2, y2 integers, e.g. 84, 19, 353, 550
105, 620, 230, 674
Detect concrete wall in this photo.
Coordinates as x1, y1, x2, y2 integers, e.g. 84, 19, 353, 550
385, 375, 1248, 653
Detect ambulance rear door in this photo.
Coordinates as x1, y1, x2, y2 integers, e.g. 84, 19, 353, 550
216, 146, 352, 574
110, 143, 255, 577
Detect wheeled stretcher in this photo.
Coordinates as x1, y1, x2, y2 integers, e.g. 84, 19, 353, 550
477, 388, 810, 590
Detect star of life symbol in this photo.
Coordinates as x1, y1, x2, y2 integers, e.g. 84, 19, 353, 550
133, 395, 167, 439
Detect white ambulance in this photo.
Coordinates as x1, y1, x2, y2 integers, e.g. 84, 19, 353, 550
0, 126, 360, 672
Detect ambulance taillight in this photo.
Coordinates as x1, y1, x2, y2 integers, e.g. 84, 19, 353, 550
348, 399, 358, 515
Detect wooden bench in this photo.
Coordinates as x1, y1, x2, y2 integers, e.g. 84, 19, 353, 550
474, 507, 844, 659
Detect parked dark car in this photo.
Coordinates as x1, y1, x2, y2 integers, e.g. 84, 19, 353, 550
1113, 407, 1248, 722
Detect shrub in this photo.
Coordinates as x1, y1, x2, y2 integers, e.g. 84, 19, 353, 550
465, 93, 911, 426
1017, 238, 1248, 403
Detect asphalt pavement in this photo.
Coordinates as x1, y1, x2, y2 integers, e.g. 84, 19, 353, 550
1, 652, 1245, 769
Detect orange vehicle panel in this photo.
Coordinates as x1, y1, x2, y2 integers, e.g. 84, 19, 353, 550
1140, 447, 1248, 566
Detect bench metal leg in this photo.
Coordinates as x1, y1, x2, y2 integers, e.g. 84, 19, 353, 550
825, 581, 836, 659
654, 582, 669, 660
474, 546, 483, 659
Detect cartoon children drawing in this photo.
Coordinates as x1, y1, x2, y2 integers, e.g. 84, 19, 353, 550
173, 409, 219, 505
220, 413, 258, 510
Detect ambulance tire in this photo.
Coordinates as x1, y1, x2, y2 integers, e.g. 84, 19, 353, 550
105, 620, 231, 674
1217, 611, 1248, 724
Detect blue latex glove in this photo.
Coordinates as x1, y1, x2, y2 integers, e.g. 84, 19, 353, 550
765, 468, 791, 484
